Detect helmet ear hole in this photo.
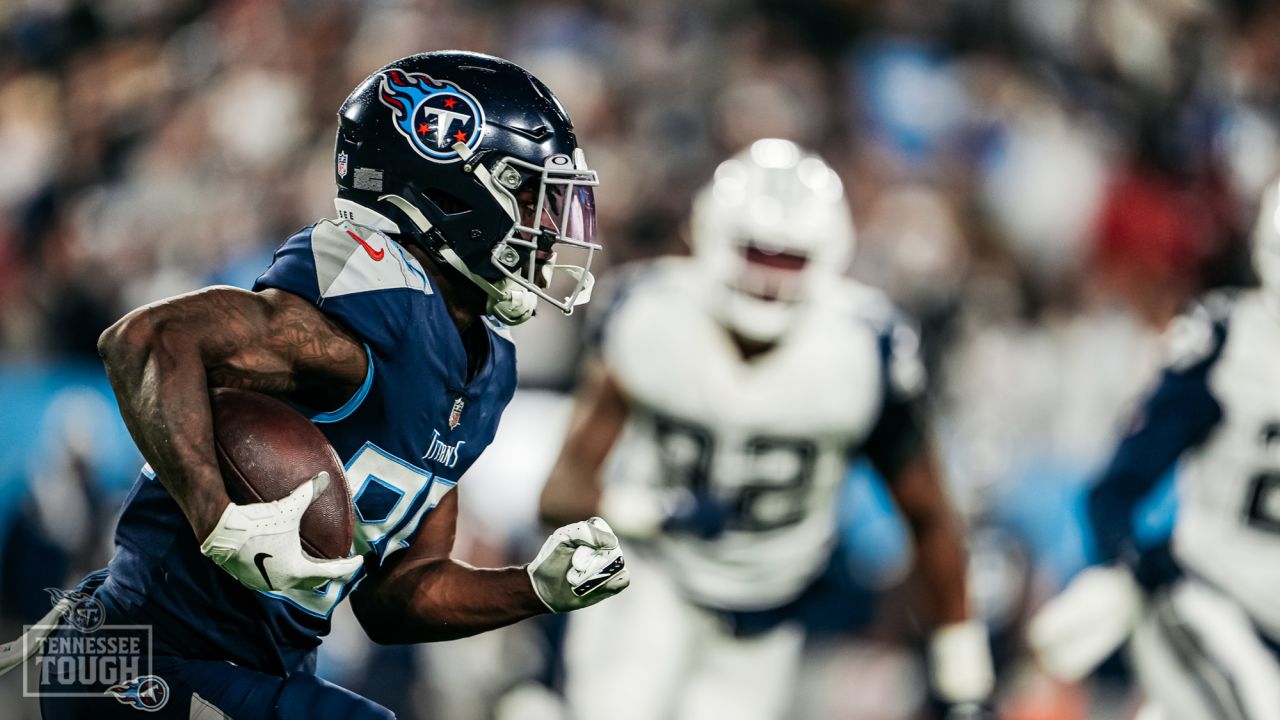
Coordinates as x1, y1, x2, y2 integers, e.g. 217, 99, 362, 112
337, 116, 365, 145
423, 187, 471, 215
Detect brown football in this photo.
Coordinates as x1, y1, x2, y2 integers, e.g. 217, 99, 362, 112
209, 387, 354, 559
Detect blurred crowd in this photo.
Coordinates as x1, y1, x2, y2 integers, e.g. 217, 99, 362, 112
3, 0, 1280, 718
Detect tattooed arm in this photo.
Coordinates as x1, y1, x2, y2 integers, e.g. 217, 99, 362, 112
98, 286, 367, 541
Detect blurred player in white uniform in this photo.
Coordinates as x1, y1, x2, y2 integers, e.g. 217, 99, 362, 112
1031, 179, 1280, 720
539, 139, 994, 720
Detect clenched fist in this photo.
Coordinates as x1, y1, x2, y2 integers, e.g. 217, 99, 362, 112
527, 517, 629, 612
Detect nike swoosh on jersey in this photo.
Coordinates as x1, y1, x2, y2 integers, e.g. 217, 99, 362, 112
346, 230, 385, 261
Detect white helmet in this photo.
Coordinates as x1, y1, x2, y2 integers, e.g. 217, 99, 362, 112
690, 138, 855, 342
1253, 177, 1280, 300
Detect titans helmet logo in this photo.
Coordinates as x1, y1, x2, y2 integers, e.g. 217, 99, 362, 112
378, 70, 486, 163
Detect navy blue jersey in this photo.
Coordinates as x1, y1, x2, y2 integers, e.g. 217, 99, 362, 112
1087, 298, 1228, 566
95, 220, 517, 675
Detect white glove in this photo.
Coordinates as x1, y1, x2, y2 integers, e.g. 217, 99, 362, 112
929, 619, 995, 705
1028, 565, 1143, 681
527, 517, 630, 612
199, 472, 363, 592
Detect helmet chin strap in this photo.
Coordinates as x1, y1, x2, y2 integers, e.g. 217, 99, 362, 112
438, 246, 538, 325
378, 193, 538, 325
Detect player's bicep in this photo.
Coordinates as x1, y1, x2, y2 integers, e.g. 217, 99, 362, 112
191, 287, 366, 399
104, 285, 368, 405
1087, 367, 1223, 561
561, 359, 631, 472
1095, 295, 1230, 496
884, 440, 951, 526
240, 289, 367, 395
1099, 370, 1223, 489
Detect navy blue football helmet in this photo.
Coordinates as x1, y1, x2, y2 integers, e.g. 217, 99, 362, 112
334, 51, 599, 324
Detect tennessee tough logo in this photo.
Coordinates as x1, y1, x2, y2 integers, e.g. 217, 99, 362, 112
378, 69, 485, 163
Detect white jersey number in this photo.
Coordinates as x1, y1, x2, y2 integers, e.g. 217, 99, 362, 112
260, 442, 452, 617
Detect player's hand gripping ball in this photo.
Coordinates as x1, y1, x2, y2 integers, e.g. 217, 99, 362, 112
528, 517, 629, 612
200, 471, 363, 593
200, 388, 362, 592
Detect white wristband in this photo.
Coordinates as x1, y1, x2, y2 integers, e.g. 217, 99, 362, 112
929, 619, 994, 704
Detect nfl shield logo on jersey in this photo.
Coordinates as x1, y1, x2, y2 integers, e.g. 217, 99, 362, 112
336, 150, 348, 179
449, 396, 465, 430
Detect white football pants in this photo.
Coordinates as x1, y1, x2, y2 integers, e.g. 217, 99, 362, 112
563, 552, 805, 720
1130, 579, 1280, 720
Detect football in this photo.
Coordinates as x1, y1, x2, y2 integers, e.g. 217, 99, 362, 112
209, 387, 354, 560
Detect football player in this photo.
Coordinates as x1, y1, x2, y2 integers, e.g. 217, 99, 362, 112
539, 139, 994, 720
1030, 179, 1280, 720
23, 51, 629, 719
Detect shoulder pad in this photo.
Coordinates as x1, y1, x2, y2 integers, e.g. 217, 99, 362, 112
310, 220, 432, 299
842, 282, 899, 333
834, 280, 927, 398
255, 221, 432, 353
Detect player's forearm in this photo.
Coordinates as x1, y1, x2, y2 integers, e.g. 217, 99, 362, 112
354, 558, 547, 643
1086, 477, 1143, 563
538, 464, 602, 526
888, 447, 971, 626
1086, 443, 1177, 563
99, 310, 230, 540
910, 511, 971, 626
540, 359, 627, 527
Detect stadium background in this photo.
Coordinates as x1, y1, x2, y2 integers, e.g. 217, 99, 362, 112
0, 0, 1274, 717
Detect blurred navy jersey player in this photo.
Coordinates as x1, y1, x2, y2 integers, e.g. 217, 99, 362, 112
539, 140, 994, 720
1031, 179, 1280, 720
26, 51, 628, 720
